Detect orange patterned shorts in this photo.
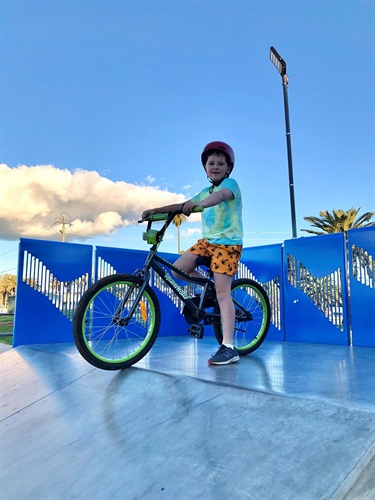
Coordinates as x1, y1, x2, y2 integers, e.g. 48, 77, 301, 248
187, 238, 242, 276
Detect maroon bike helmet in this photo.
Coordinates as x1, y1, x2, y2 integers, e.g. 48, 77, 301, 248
201, 141, 235, 173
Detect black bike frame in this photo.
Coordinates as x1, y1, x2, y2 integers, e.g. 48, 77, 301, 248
121, 211, 249, 325
132, 210, 216, 320
150, 254, 214, 315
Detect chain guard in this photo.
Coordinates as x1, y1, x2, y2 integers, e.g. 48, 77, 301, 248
182, 297, 202, 324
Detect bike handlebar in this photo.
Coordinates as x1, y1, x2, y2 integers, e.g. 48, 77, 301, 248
139, 205, 204, 223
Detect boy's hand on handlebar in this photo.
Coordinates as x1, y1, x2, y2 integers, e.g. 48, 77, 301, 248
141, 209, 154, 220
140, 202, 202, 222
182, 201, 200, 216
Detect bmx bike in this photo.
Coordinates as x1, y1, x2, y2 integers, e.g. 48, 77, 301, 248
73, 207, 270, 370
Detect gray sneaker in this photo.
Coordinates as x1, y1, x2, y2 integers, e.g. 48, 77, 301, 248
208, 345, 240, 365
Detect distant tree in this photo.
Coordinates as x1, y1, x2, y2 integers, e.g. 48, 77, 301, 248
301, 208, 375, 236
173, 213, 187, 254
0, 274, 17, 309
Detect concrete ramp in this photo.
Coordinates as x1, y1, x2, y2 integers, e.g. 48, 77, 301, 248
1, 340, 375, 499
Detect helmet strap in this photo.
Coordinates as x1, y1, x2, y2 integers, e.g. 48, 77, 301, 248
207, 171, 230, 191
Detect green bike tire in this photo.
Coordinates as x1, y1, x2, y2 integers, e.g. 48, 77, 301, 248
213, 278, 270, 356
73, 274, 160, 370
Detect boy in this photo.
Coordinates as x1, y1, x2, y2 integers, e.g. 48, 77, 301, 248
142, 141, 243, 365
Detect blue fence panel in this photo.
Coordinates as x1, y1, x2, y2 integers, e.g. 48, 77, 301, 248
283, 234, 350, 345
95, 246, 149, 280
13, 239, 93, 346
240, 245, 284, 341
348, 227, 375, 347
14, 233, 373, 348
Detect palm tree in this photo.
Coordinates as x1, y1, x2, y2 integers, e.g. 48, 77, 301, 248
301, 208, 375, 236
173, 214, 187, 254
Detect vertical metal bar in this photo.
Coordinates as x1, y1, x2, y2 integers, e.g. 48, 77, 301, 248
282, 75, 297, 238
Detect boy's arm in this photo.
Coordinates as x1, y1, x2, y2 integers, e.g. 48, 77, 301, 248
142, 202, 185, 219
142, 187, 233, 218
182, 188, 233, 216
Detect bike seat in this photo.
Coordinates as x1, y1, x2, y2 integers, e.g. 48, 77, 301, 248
195, 256, 211, 269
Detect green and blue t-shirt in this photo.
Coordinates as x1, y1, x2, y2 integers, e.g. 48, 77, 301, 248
191, 178, 243, 245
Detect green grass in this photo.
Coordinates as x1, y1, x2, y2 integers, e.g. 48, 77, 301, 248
0, 315, 14, 344
0, 335, 12, 345
0, 314, 14, 332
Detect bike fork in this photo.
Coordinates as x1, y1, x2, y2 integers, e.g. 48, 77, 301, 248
113, 278, 148, 326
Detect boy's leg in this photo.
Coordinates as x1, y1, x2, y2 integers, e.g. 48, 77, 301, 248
172, 251, 202, 280
208, 270, 239, 365
213, 272, 235, 344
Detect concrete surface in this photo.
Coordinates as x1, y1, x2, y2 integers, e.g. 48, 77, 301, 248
0, 342, 11, 354
1, 337, 374, 500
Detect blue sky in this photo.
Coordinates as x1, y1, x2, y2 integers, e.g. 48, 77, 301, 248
1, 0, 374, 275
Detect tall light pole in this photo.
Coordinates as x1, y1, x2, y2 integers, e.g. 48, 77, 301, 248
269, 46, 297, 238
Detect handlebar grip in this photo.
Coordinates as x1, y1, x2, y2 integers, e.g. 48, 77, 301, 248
144, 213, 170, 222
138, 205, 204, 223
192, 206, 204, 213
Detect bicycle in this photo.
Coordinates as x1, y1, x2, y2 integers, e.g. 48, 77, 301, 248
73, 207, 271, 370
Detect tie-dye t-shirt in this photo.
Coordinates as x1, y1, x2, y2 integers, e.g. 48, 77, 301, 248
191, 178, 243, 245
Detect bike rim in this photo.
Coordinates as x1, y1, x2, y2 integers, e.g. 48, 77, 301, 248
232, 283, 268, 351
81, 280, 156, 364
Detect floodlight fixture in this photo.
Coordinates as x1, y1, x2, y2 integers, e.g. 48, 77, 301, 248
270, 46, 287, 76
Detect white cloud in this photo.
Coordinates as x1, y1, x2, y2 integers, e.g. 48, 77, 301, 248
0, 164, 186, 240
181, 227, 202, 238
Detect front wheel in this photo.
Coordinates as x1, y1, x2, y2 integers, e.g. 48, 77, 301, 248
213, 278, 270, 356
73, 274, 160, 370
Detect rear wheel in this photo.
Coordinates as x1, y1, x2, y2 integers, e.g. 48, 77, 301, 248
213, 278, 270, 356
73, 274, 160, 370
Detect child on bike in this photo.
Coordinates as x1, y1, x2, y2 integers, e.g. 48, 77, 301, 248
141, 141, 243, 365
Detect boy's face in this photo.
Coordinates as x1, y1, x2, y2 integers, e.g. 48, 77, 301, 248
204, 154, 230, 183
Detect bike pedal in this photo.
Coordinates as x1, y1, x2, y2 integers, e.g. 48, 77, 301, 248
189, 324, 204, 339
